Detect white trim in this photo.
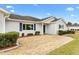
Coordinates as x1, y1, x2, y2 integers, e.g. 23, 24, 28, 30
7, 18, 42, 23
0, 8, 10, 15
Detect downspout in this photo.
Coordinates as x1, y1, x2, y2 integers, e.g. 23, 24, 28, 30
4, 14, 10, 33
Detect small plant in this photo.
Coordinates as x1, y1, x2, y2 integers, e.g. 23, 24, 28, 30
22, 33, 24, 37
35, 31, 40, 35
66, 30, 75, 34
58, 30, 75, 35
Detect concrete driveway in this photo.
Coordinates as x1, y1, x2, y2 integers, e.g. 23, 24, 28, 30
0, 35, 73, 55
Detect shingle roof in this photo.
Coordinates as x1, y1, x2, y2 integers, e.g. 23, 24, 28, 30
9, 14, 41, 21
51, 18, 60, 22
42, 16, 53, 20
42, 16, 60, 22
8, 14, 61, 22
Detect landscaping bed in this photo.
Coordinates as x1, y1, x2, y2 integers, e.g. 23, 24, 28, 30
0, 45, 16, 50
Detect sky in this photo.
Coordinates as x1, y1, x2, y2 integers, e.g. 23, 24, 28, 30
0, 4, 79, 23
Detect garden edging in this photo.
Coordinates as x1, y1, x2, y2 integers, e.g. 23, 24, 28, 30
0, 42, 20, 53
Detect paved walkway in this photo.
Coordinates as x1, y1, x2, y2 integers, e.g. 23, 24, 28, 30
0, 35, 73, 55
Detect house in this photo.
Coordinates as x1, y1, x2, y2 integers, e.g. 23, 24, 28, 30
0, 8, 68, 36
68, 25, 79, 31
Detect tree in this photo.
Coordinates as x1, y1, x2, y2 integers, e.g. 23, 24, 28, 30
67, 22, 72, 26
73, 23, 79, 26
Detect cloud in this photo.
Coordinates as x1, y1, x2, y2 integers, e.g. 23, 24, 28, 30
5, 5, 15, 13
66, 7, 74, 11
6, 5, 14, 9
70, 14, 75, 17
10, 10, 15, 12
46, 13, 51, 16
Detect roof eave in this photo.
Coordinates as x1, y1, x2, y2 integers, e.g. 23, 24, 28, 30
0, 8, 10, 16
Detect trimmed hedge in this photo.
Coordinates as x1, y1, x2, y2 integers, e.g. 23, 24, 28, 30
58, 30, 75, 35
0, 32, 19, 48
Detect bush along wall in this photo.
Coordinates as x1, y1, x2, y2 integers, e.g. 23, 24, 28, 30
0, 32, 19, 49
58, 30, 75, 35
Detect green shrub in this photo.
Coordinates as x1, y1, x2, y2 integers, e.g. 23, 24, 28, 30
0, 33, 5, 48
0, 32, 19, 49
66, 30, 75, 34
58, 30, 65, 35
35, 31, 40, 35
58, 30, 75, 35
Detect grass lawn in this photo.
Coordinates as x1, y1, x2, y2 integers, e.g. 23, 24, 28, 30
48, 33, 79, 55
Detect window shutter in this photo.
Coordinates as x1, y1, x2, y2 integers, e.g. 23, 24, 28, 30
19, 23, 22, 31
34, 24, 36, 30
23, 24, 26, 30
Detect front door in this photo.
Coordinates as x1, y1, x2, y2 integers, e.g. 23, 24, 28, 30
43, 25, 45, 34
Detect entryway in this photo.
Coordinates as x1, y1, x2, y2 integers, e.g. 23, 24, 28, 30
43, 25, 46, 34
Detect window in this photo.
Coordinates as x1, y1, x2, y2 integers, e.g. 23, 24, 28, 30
22, 24, 33, 30
59, 25, 62, 29
62, 25, 64, 29
59, 24, 64, 29
19, 23, 22, 31
26, 24, 33, 30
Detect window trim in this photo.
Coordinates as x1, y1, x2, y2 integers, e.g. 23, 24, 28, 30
22, 24, 34, 30
59, 24, 64, 29
26, 24, 33, 30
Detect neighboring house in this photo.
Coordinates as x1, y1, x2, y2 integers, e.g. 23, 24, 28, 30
0, 8, 68, 36
68, 26, 79, 31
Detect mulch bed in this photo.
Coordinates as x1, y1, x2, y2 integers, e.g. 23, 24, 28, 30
0, 45, 17, 50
